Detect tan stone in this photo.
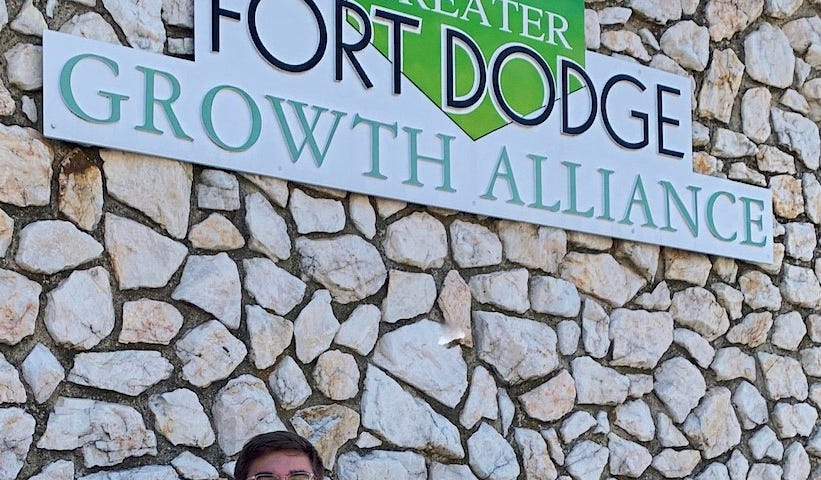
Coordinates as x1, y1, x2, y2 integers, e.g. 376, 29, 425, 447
57, 150, 103, 231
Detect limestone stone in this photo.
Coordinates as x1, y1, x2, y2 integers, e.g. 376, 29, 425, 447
706, 0, 763, 40
450, 220, 502, 267
710, 128, 758, 158
695, 463, 732, 480
148, 388, 215, 448
557, 320, 581, 355
78, 466, 178, 480
692, 151, 724, 176
356, 432, 383, 449
782, 443, 810, 480
373, 319, 467, 407
610, 309, 673, 369
468, 423, 519, 480
101, 151, 192, 238
585, 9, 600, 50
38, 397, 156, 467
334, 304, 380, 355
520, 369, 575, 422
170, 452, 218, 480
4, 44, 42, 90
0, 407, 35, 479
59, 12, 118, 44
104, 214, 188, 290
562, 411, 597, 442
615, 241, 659, 281
782, 16, 821, 53
384, 212, 447, 268
349, 194, 376, 239
771, 108, 820, 170
16, 220, 101, 275
785, 222, 816, 261
297, 235, 387, 303
245, 305, 292, 370
634, 281, 672, 310
0, 268, 41, 345
196, 170, 240, 211
189, 213, 245, 250
313, 350, 359, 400
174, 320, 246, 387
469, 269, 530, 313
711, 347, 757, 382
102, 0, 165, 52
245, 192, 291, 261
565, 440, 609, 480
627, 374, 654, 399
598, 6, 632, 24
269, 356, 311, 410
530, 276, 581, 317
808, 314, 821, 342
541, 428, 564, 466
561, 253, 645, 307
243, 257, 305, 316
712, 283, 743, 320
758, 146, 795, 174
802, 79, 821, 122
572, 356, 629, 406
664, 249, 712, 286
673, 328, 715, 369
0, 353, 24, 404
656, 413, 690, 447
212, 375, 286, 456
732, 381, 768, 429
0, 208, 9, 258
497, 221, 566, 273
30, 460, 75, 480
513, 428, 557, 480
473, 310, 559, 384
765, 0, 802, 17
337, 451, 426, 480
375, 198, 406, 218
289, 189, 345, 234
438, 270, 473, 347
567, 231, 612, 250
727, 450, 749, 480
670, 287, 730, 340
772, 402, 817, 438
460, 366, 498, 429
291, 404, 359, 469
781, 264, 821, 307
800, 347, 820, 376
240, 173, 289, 207
683, 387, 742, 459
750, 426, 783, 460
361, 365, 464, 458
293, 290, 339, 364
630, 0, 681, 24
740, 88, 772, 143
57, 151, 103, 231
652, 449, 700, 478
693, 122, 711, 147
68, 350, 172, 396
661, 21, 709, 71
780, 89, 811, 115
758, 352, 808, 400
161, 0, 193, 27
727, 312, 773, 347
615, 400, 655, 441
772, 311, 806, 350
382, 270, 436, 322
45, 267, 114, 350
608, 433, 652, 478
0, 82, 12, 117
20, 343, 63, 404
728, 163, 766, 186
655, 357, 706, 423
172, 253, 241, 328
118, 299, 182, 345
601, 30, 651, 61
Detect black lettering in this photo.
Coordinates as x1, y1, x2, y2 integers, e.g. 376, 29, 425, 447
601, 74, 649, 150
491, 45, 555, 126
248, 0, 327, 72
445, 27, 486, 109
657, 84, 684, 158
374, 8, 420, 94
211, 0, 241, 52
561, 59, 597, 135
336, 0, 373, 88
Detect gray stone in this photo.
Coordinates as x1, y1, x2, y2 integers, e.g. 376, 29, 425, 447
212, 375, 286, 456
468, 423, 520, 480
172, 253, 241, 329
60, 12, 119, 43
45, 267, 114, 350
78, 466, 178, 480
803, 173, 821, 224
655, 357, 706, 423
572, 356, 629, 406
30, 460, 75, 480
757, 146, 795, 174
297, 235, 387, 303
269, 356, 311, 410
634, 281, 672, 310
772, 108, 820, 171
0, 353, 24, 404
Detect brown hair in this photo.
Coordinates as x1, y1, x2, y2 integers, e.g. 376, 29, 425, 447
234, 431, 323, 479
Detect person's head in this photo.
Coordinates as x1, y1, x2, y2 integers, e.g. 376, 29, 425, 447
234, 431, 323, 480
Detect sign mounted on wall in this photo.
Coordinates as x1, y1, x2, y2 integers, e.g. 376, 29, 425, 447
42, 0, 773, 263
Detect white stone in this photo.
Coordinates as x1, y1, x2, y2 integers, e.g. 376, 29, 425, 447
772, 311, 806, 350
565, 440, 609, 480
712, 283, 743, 320
469, 269, 530, 313
710, 128, 758, 158
30, 460, 75, 480
57, 151, 103, 231
101, 151, 192, 238
171, 452, 218, 480
78, 465, 179, 480
808, 314, 821, 342
384, 212, 447, 268
727, 450, 749, 480
269, 356, 311, 410
313, 350, 359, 400
801, 347, 821, 376
627, 374, 654, 399
20, 343, 63, 404
16, 220, 101, 274
0, 407, 35, 479
615, 241, 659, 281
781, 89, 811, 115
750, 426, 783, 460
349, 194, 376, 239
634, 281, 672, 310
68, 350, 172, 396
0, 268, 41, 345
758, 352, 809, 400
601, 30, 651, 61
615, 400, 655, 442
161, 0, 193, 27
245, 305, 293, 370
38, 397, 156, 467
0, 208, 10, 257
473, 310, 559, 384
375, 198, 406, 218
608, 433, 652, 478
294, 290, 339, 364
598, 7, 631, 24
757, 145, 795, 174
774, 402, 818, 439
382, 270, 436, 322
45, 267, 114, 350
673, 328, 715, 369
245, 192, 291, 261
530, 276, 581, 317
148, 388, 215, 448
243, 257, 305, 316
0, 353, 24, 404
726, 312, 773, 347
695, 463, 732, 480
334, 304, 380, 355
212, 375, 286, 456
803, 173, 821, 224
188, 213, 245, 250
450, 220, 502, 267
104, 214, 188, 290
771, 175, 806, 219
542, 428, 564, 466
497, 221, 566, 273
705, 0, 763, 41
102, 0, 165, 51
557, 320, 580, 356
438, 270, 473, 347
468, 423, 519, 480
656, 412, 690, 447
661, 21, 709, 71
585, 9, 600, 50
765, 0, 802, 18
60, 12, 120, 44
297, 235, 387, 303
361, 365, 464, 458
654, 357, 706, 423
356, 432, 383, 449
781, 264, 821, 307
174, 320, 246, 387
515, 428, 558, 480
670, 287, 730, 340
567, 231, 612, 251
337, 451, 426, 480
562, 411, 597, 443
4, 44, 42, 90
289, 189, 345, 233
610, 309, 673, 369
782, 443, 811, 480
560, 253, 645, 307
683, 387, 742, 459
728, 163, 766, 186
630, 0, 681, 24
786, 222, 817, 261
291, 404, 359, 470
651, 449, 700, 478
520, 369, 575, 422
240, 173, 289, 207
771, 108, 820, 170
460, 366, 498, 429
373, 319, 467, 407
732, 381, 768, 429
572, 356, 629, 406
172, 253, 241, 328
196, 170, 239, 211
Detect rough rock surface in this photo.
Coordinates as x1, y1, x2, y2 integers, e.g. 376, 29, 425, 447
297, 235, 387, 304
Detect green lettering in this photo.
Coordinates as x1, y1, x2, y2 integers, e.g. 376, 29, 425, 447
620, 175, 657, 228
352, 114, 397, 180
481, 146, 524, 205
706, 191, 737, 242
135, 66, 192, 140
59, 53, 129, 124
598, 168, 615, 221
267, 96, 347, 167
659, 181, 701, 236
741, 197, 767, 246
562, 161, 593, 217
201, 85, 261, 152
528, 154, 559, 211
401, 127, 457, 192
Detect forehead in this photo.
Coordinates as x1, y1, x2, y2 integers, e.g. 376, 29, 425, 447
247, 450, 314, 476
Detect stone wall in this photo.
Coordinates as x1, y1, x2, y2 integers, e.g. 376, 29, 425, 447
0, 0, 820, 479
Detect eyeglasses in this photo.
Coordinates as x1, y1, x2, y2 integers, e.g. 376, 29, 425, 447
246, 473, 314, 480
